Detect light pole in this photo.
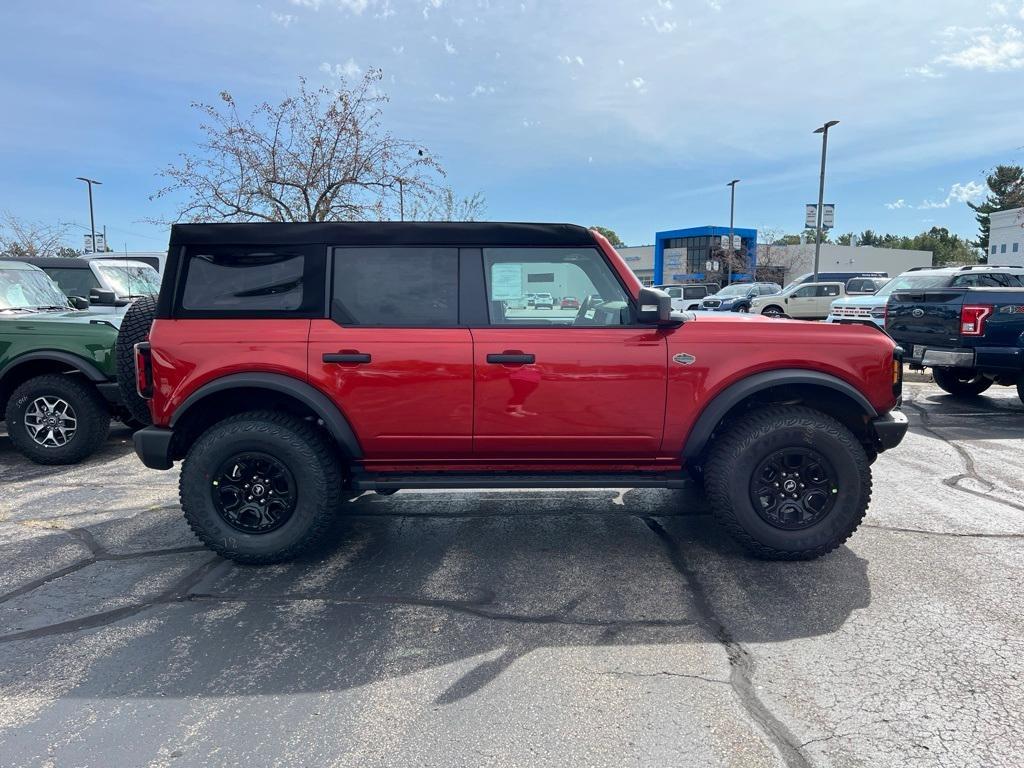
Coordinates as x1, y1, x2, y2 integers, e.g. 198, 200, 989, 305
726, 179, 740, 285
75, 177, 102, 253
811, 120, 839, 283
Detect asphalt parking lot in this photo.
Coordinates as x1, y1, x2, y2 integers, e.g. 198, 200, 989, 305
1, 381, 1022, 768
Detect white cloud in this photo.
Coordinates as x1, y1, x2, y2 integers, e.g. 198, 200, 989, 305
433, 93, 454, 103
641, 15, 677, 33
289, 0, 323, 7
271, 12, 297, 26
422, 0, 443, 18
617, 58, 625, 68
706, 0, 722, 10
319, 58, 362, 79
885, 199, 909, 210
905, 64, 944, 79
470, 84, 495, 97
934, 24, 1024, 71
656, 0, 674, 8
629, 76, 647, 93
557, 54, 584, 66
392, 45, 404, 54
444, 37, 457, 54
918, 181, 986, 209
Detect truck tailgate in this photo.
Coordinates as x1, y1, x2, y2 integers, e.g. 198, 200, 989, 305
886, 289, 964, 349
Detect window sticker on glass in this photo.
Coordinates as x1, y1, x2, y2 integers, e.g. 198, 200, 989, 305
491, 263, 524, 300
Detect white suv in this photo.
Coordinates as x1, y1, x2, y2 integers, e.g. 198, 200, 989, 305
750, 282, 845, 320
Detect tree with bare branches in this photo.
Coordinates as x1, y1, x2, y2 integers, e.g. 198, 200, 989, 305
0, 212, 79, 258
152, 71, 485, 223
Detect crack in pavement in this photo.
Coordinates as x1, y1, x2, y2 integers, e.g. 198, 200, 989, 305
641, 516, 812, 768
0, 557, 224, 644
862, 523, 1024, 539
184, 591, 697, 630
0, 523, 208, 606
904, 401, 1024, 514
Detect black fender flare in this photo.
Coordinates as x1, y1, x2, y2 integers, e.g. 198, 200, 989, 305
681, 369, 877, 459
170, 372, 363, 459
0, 350, 109, 384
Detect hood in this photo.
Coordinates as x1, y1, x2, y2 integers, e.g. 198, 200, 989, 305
0, 308, 122, 330
830, 293, 886, 307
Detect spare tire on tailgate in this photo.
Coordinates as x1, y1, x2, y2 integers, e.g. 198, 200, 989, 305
115, 296, 158, 426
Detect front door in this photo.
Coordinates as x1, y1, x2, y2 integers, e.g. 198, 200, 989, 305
471, 246, 668, 459
308, 246, 473, 460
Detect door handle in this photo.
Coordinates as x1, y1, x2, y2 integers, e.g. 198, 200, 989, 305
487, 352, 535, 365
323, 352, 371, 364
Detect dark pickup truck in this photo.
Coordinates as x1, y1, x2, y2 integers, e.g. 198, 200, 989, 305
887, 286, 1024, 403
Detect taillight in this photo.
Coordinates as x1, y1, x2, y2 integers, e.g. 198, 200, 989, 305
892, 346, 904, 397
134, 342, 153, 399
960, 305, 992, 336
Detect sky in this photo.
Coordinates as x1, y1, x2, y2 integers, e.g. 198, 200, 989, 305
1, 0, 1022, 250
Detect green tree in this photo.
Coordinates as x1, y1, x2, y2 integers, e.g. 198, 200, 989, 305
590, 226, 624, 247
967, 165, 1024, 251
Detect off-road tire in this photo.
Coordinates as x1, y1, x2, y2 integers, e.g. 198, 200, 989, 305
114, 296, 157, 426
1017, 376, 1024, 406
704, 406, 872, 560
5, 374, 110, 465
932, 367, 992, 397
179, 411, 343, 564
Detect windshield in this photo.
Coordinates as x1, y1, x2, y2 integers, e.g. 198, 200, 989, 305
716, 284, 753, 297
95, 263, 161, 297
0, 268, 70, 311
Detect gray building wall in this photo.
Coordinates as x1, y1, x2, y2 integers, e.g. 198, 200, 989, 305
989, 207, 1024, 266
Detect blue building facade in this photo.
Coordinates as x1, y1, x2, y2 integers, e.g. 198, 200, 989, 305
654, 225, 758, 286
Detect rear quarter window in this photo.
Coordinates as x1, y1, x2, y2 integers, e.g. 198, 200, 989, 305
177, 245, 325, 317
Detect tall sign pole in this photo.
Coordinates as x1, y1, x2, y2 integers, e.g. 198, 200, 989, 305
811, 121, 838, 283
727, 179, 739, 285
75, 177, 102, 253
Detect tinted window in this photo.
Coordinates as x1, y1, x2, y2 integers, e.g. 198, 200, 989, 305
817, 285, 841, 297
42, 267, 100, 298
684, 286, 706, 299
952, 272, 1018, 287
179, 245, 323, 315
332, 247, 458, 326
483, 247, 630, 326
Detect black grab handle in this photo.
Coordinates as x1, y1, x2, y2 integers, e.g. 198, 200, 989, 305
323, 352, 371, 364
486, 353, 535, 364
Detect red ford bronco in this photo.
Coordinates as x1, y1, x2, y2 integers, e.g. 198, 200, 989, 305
122, 222, 907, 564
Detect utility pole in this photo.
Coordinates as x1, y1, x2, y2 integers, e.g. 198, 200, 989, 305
399, 179, 405, 222
812, 121, 838, 283
75, 177, 102, 253
726, 179, 740, 285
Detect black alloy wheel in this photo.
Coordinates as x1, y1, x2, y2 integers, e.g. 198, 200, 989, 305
211, 452, 297, 534
749, 447, 838, 530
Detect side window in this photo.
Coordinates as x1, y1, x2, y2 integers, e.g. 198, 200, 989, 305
483, 247, 630, 327
665, 287, 682, 298
684, 287, 705, 299
817, 285, 840, 297
792, 285, 815, 298
954, 273, 1012, 287
332, 247, 458, 326
846, 279, 864, 292
179, 245, 323, 316
43, 268, 100, 298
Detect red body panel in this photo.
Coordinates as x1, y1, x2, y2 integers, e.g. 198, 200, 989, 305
148, 319, 311, 426
307, 321, 473, 458
471, 327, 667, 458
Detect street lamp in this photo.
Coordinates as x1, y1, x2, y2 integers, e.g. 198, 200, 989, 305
811, 120, 839, 283
75, 177, 102, 253
726, 179, 740, 285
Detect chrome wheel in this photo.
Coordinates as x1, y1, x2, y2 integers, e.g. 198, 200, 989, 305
24, 396, 77, 447
211, 452, 297, 534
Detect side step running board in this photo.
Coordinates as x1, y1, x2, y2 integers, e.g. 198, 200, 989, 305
350, 472, 689, 492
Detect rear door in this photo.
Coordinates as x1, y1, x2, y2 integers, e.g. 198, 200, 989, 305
307, 247, 473, 459
470, 246, 668, 459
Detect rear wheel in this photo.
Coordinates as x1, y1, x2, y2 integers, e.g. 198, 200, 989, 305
1017, 377, 1024, 406
179, 411, 344, 564
5, 375, 110, 465
931, 367, 992, 397
704, 406, 871, 560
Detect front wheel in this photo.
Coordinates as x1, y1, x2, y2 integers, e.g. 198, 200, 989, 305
932, 367, 992, 397
704, 406, 871, 560
179, 411, 344, 564
735, 305, 750, 313
4, 375, 110, 465
762, 305, 785, 318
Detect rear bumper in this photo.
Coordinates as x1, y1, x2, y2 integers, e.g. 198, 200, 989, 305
133, 426, 175, 470
96, 381, 122, 405
871, 410, 909, 452
908, 344, 1023, 374
920, 348, 974, 367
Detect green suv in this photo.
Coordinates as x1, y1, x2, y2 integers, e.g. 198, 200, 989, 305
0, 261, 124, 464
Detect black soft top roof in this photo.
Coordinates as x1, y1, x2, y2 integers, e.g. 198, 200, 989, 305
167, 221, 597, 248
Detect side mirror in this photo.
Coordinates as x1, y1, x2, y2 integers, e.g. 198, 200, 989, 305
69, 296, 90, 310
636, 287, 675, 325
89, 289, 117, 306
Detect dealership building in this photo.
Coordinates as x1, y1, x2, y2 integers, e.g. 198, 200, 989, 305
654, 226, 758, 285
988, 207, 1024, 266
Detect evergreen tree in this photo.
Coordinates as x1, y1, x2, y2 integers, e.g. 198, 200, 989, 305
967, 165, 1024, 251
